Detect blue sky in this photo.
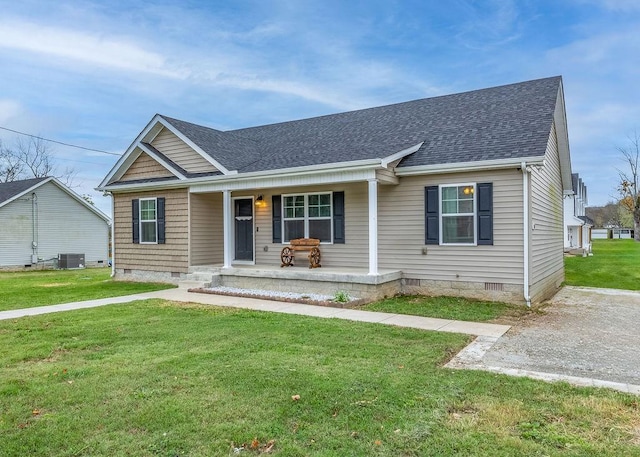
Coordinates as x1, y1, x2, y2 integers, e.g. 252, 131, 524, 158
1, 0, 639, 215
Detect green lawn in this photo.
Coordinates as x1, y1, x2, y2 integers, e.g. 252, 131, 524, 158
565, 239, 640, 290
0, 268, 175, 311
361, 295, 527, 323
1, 300, 638, 456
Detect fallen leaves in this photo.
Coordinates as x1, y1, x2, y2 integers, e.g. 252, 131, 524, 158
291, 394, 300, 401
232, 438, 275, 454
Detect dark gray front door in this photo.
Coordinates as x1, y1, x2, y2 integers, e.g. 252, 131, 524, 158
234, 198, 253, 261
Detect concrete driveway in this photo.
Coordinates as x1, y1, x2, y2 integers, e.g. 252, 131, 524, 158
447, 286, 640, 394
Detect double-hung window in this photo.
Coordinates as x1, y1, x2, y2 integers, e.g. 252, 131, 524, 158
140, 198, 158, 243
283, 193, 332, 243
441, 184, 475, 244
425, 182, 492, 246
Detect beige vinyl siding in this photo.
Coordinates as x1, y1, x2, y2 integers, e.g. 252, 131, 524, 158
376, 168, 398, 184
244, 182, 369, 268
113, 188, 189, 273
379, 170, 524, 285
151, 128, 218, 174
0, 182, 109, 267
120, 152, 174, 181
190, 193, 223, 265
529, 122, 565, 295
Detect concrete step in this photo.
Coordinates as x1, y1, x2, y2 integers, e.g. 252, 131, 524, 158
183, 271, 221, 288
178, 280, 207, 289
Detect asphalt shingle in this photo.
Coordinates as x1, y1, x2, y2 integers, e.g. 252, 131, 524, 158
159, 76, 562, 173
0, 177, 49, 205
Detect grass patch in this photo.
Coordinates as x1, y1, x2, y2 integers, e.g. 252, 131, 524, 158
361, 295, 528, 322
565, 239, 640, 290
0, 268, 175, 311
0, 300, 639, 456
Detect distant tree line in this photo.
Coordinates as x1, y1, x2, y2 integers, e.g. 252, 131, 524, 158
586, 201, 633, 229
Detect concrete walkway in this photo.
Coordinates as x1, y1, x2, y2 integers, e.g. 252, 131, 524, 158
0, 288, 511, 338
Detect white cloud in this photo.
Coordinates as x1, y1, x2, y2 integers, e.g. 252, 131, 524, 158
0, 20, 188, 79
0, 99, 23, 125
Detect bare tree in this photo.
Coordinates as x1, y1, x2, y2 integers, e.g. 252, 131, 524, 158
617, 132, 640, 241
15, 136, 56, 178
0, 136, 76, 185
0, 139, 26, 183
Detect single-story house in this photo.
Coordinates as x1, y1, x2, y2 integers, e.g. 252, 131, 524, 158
0, 177, 110, 269
98, 76, 573, 305
564, 173, 592, 254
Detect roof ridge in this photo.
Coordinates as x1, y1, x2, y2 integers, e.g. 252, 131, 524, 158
230, 75, 563, 135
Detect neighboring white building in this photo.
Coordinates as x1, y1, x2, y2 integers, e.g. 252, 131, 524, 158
0, 177, 111, 269
564, 173, 592, 252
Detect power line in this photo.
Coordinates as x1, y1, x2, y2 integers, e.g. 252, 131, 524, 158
0, 125, 122, 156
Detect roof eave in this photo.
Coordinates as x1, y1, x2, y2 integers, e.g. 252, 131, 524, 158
0, 177, 53, 209
395, 155, 546, 176
97, 158, 384, 193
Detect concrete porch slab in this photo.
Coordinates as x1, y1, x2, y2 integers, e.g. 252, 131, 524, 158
219, 265, 403, 285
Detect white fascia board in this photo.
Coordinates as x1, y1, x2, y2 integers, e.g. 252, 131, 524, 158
0, 177, 54, 209
394, 155, 546, 176
566, 215, 585, 226
98, 114, 166, 188
138, 143, 187, 180
191, 167, 377, 193
209, 158, 381, 181
99, 160, 381, 193
554, 83, 573, 192
157, 116, 232, 175
381, 142, 424, 168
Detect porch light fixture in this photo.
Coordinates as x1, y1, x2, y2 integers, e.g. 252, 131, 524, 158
255, 195, 266, 207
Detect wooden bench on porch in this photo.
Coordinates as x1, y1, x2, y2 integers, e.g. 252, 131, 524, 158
280, 238, 322, 269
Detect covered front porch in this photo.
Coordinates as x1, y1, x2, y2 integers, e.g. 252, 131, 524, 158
188, 172, 399, 276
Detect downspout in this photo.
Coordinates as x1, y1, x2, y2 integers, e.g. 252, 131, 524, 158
521, 162, 531, 307
107, 192, 115, 278
31, 192, 38, 263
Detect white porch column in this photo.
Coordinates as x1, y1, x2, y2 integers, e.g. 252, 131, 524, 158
223, 189, 232, 268
368, 178, 378, 276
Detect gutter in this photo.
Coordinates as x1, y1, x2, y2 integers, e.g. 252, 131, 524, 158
395, 155, 545, 176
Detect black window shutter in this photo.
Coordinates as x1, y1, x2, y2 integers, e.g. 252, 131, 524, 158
272, 195, 282, 243
425, 186, 439, 245
333, 191, 345, 244
132, 199, 140, 244
157, 197, 166, 244
477, 182, 493, 245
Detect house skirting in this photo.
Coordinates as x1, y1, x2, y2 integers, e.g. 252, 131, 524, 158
529, 267, 564, 305
116, 268, 187, 283
114, 265, 563, 305
402, 278, 525, 305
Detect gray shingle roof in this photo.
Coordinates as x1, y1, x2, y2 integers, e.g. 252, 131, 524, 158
160, 76, 562, 173
159, 116, 261, 172
0, 177, 48, 205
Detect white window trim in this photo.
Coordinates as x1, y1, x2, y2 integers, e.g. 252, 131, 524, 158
139, 197, 158, 244
439, 183, 477, 246
281, 191, 334, 244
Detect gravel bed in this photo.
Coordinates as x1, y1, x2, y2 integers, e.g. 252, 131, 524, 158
208, 286, 335, 301
190, 286, 364, 308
